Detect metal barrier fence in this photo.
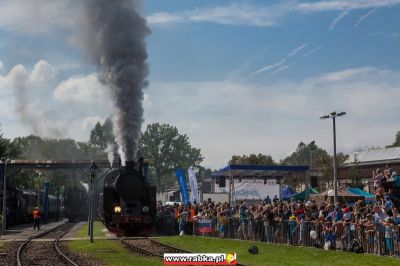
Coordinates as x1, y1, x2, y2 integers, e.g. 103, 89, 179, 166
156, 216, 400, 257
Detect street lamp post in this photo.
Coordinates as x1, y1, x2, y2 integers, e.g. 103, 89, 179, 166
320, 111, 346, 205
89, 161, 98, 243
309, 140, 316, 170
1, 158, 8, 235
35, 171, 41, 207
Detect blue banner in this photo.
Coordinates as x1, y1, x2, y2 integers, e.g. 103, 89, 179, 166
175, 169, 189, 205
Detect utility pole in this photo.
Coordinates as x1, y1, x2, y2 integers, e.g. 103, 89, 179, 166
320, 111, 346, 205
1, 158, 8, 235
332, 116, 338, 204
89, 161, 97, 243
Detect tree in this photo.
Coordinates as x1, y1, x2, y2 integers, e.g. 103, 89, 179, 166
0, 127, 9, 159
3, 134, 107, 191
387, 130, 400, 147
281, 141, 349, 191
281, 142, 331, 167
229, 153, 276, 165
139, 123, 203, 191
89, 122, 107, 149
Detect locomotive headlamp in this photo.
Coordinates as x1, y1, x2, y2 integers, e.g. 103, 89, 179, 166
114, 205, 122, 214
142, 205, 149, 213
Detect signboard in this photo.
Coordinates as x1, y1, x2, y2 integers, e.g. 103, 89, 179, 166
214, 178, 280, 200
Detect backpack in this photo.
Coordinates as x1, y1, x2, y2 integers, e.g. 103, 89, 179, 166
248, 245, 259, 254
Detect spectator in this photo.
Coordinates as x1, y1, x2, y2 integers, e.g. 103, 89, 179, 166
384, 217, 395, 256
179, 206, 189, 235
264, 195, 271, 205
217, 211, 227, 238
155, 174, 400, 258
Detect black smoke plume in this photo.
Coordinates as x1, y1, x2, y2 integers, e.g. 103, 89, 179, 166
82, 0, 149, 161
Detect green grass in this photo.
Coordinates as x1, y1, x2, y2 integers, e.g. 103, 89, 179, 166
155, 236, 400, 266
0, 241, 3, 252
76, 221, 106, 238
68, 240, 163, 266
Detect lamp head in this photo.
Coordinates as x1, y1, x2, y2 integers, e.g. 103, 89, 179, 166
320, 115, 330, 119
90, 161, 98, 177
337, 112, 346, 117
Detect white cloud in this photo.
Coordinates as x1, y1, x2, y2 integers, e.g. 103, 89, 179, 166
354, 7, 378, 28
391, 32, 400, 38
81, 116, 105, 131
0, 0, 81, 34
144, 66, 400, 168
147, 1, 400, 27
329, 9, 350, 30
309, 66, 378, 82
28, 60, 56, 85
0, 60, 55, 95
302, 45, 324, 57
0, 61, 3, 70
147, 2, 292, 27
297, 0, 400, 12
0, 60, 74, 137
288, 43, 309, 57
254, 58, 286, 74
53, 73, 107, 103
254, 43, 309, 77
0, 64, 27, 95
269, 65, 291, 76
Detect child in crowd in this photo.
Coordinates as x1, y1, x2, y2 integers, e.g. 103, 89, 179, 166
297, 214, 305, 246
384, 217, 395, 256
363, 213, 376, 254
246, 209, 255, 241
218, 211, 227, 238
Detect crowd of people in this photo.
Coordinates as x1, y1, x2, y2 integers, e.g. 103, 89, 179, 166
155, 167, 400, 257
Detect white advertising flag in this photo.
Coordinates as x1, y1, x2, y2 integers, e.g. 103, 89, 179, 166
188, 167, 199, 203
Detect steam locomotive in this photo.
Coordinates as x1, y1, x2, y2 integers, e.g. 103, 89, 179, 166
102, 158, 156, 236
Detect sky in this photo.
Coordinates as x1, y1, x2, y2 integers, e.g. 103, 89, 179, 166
0, 0, 399, 169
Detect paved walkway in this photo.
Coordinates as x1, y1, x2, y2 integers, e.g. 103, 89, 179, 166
62, 221, 117, 240
0, 219, 68, 242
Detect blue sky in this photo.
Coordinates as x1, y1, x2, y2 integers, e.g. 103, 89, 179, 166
0, 0, 400, 168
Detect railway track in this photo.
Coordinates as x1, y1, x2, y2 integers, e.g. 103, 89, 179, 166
16, 221, 78, 266
121, 237, 188, 258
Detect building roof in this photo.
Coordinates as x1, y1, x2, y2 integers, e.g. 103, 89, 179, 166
344, 147, 400, 167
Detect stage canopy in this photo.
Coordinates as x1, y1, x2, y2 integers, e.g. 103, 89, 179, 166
211, 164, 309, 204
211, 164, 309, 178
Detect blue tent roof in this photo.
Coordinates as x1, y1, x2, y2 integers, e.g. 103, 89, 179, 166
211, 164, 309, 178
281, 186, 296, 200
346, 187, 374, 198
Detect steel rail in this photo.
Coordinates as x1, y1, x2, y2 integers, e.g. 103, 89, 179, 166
121, 238, 159, 257
16, 221, 76, 266
54, 224, 79, 266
